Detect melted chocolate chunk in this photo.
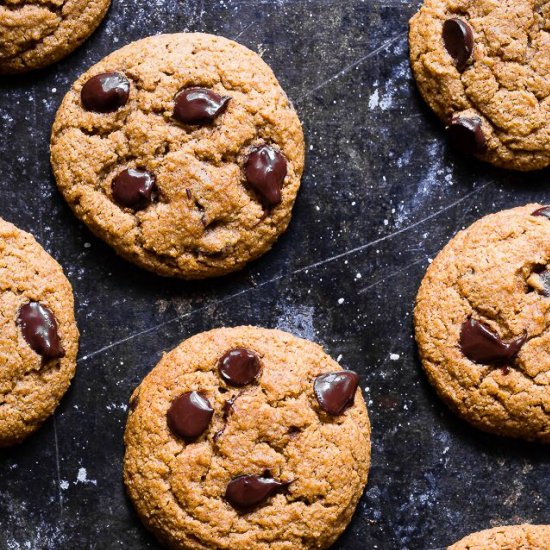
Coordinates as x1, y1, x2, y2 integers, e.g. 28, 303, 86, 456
447, 116, 487, 156
167, 391, 213, 440
313, 371, 359, 416
173, 87, 230, 124
459, 318, 526, 364
112, 168, 157, 210
245, 146, 288, 208
218, 348, 261, 387
81, 72, 130, 113
443, 18, 474, 71
17, 301, 65, 360
225, 470, 290, 511
532, 206, 550, 219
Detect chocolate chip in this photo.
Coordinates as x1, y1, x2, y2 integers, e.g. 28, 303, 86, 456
459, 317, 526, 364
81, 72, 130, 113
313, 371, 359, 416
218, 349, 261, 387
112, 168, 157, 210
17, 301, 65, 360
245, 146, 288, 208
225, 470, 291, 511
167, 391, 213, 440
443, 18, 474, 71
447, 116, 487, 156
173, 87, 230, 124
532, 206, 550, 219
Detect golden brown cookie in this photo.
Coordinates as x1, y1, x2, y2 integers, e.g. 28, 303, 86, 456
0, 218, 78, 447
124, 326, 370, 550
51, 33, 305, 279
415, 204, 550, 442
0, 0, 110, 74
449, 524, 550, 549
409, 0, 550, 171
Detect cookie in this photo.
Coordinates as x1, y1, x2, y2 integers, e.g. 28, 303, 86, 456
0, 218, 78, 447
51, 33, 305, 279
449, 524, 550, 549
0, 0, 110, 74
414, 204, 550, 442
124, 326, 371, 550
409, 0, 550, 171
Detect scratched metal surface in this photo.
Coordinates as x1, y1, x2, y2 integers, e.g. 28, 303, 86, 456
0, 0, 549, 549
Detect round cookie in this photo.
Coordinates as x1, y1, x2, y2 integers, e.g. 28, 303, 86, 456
0, 0, 110, 74
0, 218, 78, 446
124, 326, 371, 550
449, 524, 550, 549
414, 204, 550, 442
409, 0, 550, 171
51, 33, 305, 279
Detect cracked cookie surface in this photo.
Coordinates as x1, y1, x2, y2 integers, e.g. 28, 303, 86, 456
414, 204, 550, 442
51, 33, 305, 279
0, 0, 110, 74
123, 326, 370, 550
449, 524, 550, 549
0, 218, 78, 446
409, 0, 550, 171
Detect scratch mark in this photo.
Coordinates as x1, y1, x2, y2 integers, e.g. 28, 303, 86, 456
297, 32, 406, 101
358, 256, 428, 294
233, 21, 255, 41
53, 415, 63, 517
80, 182, 490, 362
292, 181, 490, 273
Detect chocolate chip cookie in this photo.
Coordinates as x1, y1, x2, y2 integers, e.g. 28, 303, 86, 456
124, 326, 370, 549
409, 0, 550, 171
0, 0, 110, 74
449, 524, 550, 549
0, 218, 78, 446
415, 204, 550, 442
51, 33, 305, 279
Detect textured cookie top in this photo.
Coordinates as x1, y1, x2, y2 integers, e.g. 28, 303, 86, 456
0, 218, 78, 446
409, 0, 550, 171
415, 204, 550, 442
449, 524, 550, 549
51, 33, 305, 279
124, 327, 370, 550
0, 0, 110, 74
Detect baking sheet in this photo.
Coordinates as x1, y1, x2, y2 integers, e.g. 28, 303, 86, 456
0, 0, 549, 548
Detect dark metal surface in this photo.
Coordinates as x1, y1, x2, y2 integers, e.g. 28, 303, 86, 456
0, 1, 549, 548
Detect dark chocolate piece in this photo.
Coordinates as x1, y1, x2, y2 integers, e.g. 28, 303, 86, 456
313, 371, 359, 416
245, 146, 287, 208
112, 168, 157, 210
17, 301, 65, 360
459, 317, 525, 364
81, 72, 130, 113
447, 116, 487, 156
225, 470, 290, 511
173, 88, 230, 124
167, 391, 213, 440
443, 18, 474, 71
218, 348, 261, 387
